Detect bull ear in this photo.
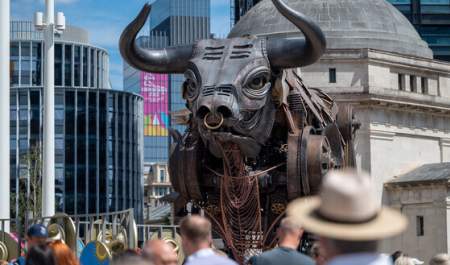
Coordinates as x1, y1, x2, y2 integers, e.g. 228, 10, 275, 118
119, 4, 194, 73
267, 0, 326, 68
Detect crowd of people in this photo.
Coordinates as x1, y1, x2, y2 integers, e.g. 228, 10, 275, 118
2, 169, 450, 265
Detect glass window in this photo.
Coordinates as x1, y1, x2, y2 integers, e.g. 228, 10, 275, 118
77, 91, 87, 138
55, 44, 63, 86
30, 91, 39, 107
410, 75, 417, 92
74, 46, 81, 87
65, 91, 75, 135
159, 169, 165, 182
83, 47, 88, 87
421, 77, 429, 94
21, 42, 31, 86
90, 49, 95, 87
398, 74, 405, 91
30, 109, 39, 135
31, 43, 42, 86
97, 51, 101, 88
11, 42, 19, 85
416, 216, 424, 236
55, 93, 64, 105
64, 45, 72, 87
329, 68, 336, 83
19, 92, 27, 106
55, 138, 64, 149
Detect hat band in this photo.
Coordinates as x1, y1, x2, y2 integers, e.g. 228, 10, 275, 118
314, 209, 379, 225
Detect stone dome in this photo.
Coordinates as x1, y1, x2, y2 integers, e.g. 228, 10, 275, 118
228, 0, 433, 59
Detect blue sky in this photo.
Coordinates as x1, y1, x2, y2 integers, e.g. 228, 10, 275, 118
11, 0, 231, 90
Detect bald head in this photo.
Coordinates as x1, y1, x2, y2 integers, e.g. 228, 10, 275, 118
276, 217, 304, 250
279, 217, 302, 233
179, 215, 212, 256
179, 215, 212, 245
430, 253, 450, 265
143, 240, 178, 265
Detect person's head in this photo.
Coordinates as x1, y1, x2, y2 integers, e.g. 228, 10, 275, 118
310, 243, 326, 265
143, 240, 178, 265
48, 240, 79, 265
392, 251, 404, 263
395, 256, 416, 265
430, 253, 450, 265
26, 224, 48, 248
318, 238, 378, 259
276, 217, 303, 248
287, 170, 408, 260
179, 215, 212, 256
111, 251, 151, 265
26, 244, 56, 265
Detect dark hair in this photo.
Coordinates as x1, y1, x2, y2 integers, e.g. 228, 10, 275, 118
391, 251, 404, 262
26, 244, 56, 265
328, 239, 378, 254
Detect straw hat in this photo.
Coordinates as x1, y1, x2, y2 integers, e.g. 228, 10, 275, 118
287, 169, 408, 241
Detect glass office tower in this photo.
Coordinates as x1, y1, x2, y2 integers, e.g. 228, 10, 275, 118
386, 1, 450, 61
232, 0, 262, 24
123, 0, 211, 163
10, 21, 144, 221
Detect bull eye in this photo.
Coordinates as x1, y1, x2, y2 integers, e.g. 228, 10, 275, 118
249, 76, 267, 90
244, 70, 271, 99
183, 69, 199, 101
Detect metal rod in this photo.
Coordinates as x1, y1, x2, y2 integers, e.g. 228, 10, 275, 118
0, 0, 11, 232
42, 0, 56, 217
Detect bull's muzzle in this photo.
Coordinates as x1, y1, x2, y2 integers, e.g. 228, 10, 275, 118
204, 113, 224, 130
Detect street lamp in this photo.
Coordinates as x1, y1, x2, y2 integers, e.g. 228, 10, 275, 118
34, 1, 66, 217
0, 0, 11, 231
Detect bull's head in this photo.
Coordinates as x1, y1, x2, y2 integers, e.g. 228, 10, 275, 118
120, 0, 326, 158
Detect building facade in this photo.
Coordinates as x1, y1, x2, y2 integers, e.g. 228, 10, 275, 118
10, 21, 144, 220
230, 0, 450, 258
142, 163, 172, 222
384, 163, 450, 262
124, 0, 210, 165
388, 0, 450, 61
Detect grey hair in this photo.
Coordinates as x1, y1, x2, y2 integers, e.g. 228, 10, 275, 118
394, 256, 415, 265
430, 253, 450, 265
279, 217, 302, 232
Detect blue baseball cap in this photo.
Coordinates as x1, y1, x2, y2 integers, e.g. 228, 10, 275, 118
27, 224, 48, 238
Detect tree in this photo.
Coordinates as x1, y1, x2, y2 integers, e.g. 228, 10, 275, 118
11, 144, 43, 233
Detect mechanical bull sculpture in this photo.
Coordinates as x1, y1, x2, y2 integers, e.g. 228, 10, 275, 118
120, 0, 359, 261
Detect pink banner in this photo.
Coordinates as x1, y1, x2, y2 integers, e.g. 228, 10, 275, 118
140, 72, 169, 136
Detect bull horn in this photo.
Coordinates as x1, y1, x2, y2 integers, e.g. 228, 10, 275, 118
267, 0, 326, 68
119, 4, 193, 73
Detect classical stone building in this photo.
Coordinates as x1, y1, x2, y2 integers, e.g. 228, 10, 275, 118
143, 163, 172, 223
384, 163, 450, 262
229, 0, 450, 203
229, 0, 450, 258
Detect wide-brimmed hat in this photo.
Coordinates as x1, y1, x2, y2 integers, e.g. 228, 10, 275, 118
287, 169, 407, 241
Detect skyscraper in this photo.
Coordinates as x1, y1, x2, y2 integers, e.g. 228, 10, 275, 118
232, 0, 262, 25
123, 0, 211, 163
388, 0, 450, 61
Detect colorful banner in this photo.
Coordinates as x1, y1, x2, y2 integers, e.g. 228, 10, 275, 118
140, 72, 169, 136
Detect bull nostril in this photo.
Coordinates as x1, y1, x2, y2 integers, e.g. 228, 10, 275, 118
197, 106, 211, 119
217, 106, 232, 119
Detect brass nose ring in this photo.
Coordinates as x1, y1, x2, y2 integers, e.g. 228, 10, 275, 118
204, 113, 224, 130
